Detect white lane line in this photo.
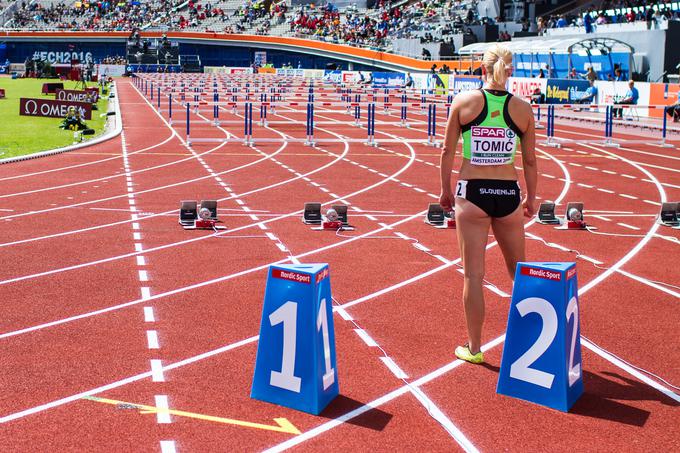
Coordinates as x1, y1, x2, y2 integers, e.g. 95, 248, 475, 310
150, 360, 165, 382
335, 307, 353, 321
379, 357, 408, 379
133, 232, 142, 241
154, 395, 171, 424
592, 215, 611, 222
643, 200, 661, 206
140, 287, 151, 300
579, 255, 604, 265
146, 330, 160, 349
484, 284, 510, 298
597, 188, 614, 194
412, 243, 430, 252
577, 183, 593, 188
134, 243, 143, 252
602, 170, 616, 175
617, 222, 640, 231
585, 166, 599, 171
136, 256, 146, 266
139, 270, 149, 282
265, 232, 277, 241
160, 441, 177, 453
275, 243, 288, 252
143, 307, 155, 322
619, 194, 637, 199
354, 329, 378, 347
621, 174, 636, 179
616, 269, 680, 298
393, 232, 410, 240
132, 223, 140, 230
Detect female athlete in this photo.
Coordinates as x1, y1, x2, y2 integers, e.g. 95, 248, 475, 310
439, 44, 538, 364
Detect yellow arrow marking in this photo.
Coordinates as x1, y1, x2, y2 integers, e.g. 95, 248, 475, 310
83, 396, 300, 435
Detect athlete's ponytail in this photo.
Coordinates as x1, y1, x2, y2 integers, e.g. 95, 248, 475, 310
482, 44, 512, 86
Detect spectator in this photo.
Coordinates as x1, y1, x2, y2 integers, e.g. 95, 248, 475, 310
584, 10, 594, 33
422, 47, 431, 60
585, 66, 598, 82
665, 89, 680, 123
530, 87, 545, 104
574, 80, 598, 111
403, 72, 413, 89
612, 80, 639, 118
536, 68, 545, 79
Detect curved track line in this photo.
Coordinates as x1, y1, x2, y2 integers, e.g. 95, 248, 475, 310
0, 130, 177, 183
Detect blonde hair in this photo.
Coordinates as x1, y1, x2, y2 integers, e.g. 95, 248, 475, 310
482, 44, 513, 86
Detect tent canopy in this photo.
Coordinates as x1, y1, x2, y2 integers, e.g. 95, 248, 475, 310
458, 37, 633, 56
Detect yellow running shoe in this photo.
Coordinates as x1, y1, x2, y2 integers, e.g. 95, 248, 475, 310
455, 344, 484, 364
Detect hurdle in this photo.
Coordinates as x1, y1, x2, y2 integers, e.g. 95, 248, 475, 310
367, 103, 376, 146
427, 103, 438, 146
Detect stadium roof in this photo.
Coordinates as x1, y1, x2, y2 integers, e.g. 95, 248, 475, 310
458, 38, 633, 56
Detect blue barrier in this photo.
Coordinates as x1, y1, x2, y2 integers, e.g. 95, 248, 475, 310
251, 264, 339, 415
497, 262, 583, 412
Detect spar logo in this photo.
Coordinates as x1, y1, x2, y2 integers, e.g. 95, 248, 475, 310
472, 127, 506, 138
520, 266, 562, 281
272, 269, 311, 284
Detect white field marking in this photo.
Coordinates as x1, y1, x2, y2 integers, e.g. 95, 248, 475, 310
643, 200, 661, 206
134, 243, 143, 252
578, 255, 604, 265
577, 183, 593, 188
622, 174, 636, 179
136, 256, 146, 266
633, 160, 680, 173
235, 199, 244, 205
378, 222, 392, 229
413, 187, 427, 193
616, 269, 680, 299
319, 187, 330, 193
0, 136, 343, 249
543, 174, 556, 179
484, 284, 510, 298
393, 232, 410, 240
617, 222, 641, 231
0, 211, 424, 340
617, 145, 680, 162
267, 143, 679, 452
379, 357, 408, 379
582, 338, 680, 403
146, 330, 160, 349
160, 441, 177, 453
138, 270, 149, 282
602, 170, 617, 175
619, 193, 638, 199
592, 215, 612, 222
265, 232, 277, 241
0, 130, 176, 183
585, 166, 599, 171
151, 359, 165, 382
132, 222, 140, 230
263, 335, 507, 453
275, 243, 288, 252
643, 179, 680, 190
127, 193, 135, 199
143, 306, 155, 322
597, 188, 615, 194
569, 163, 581, 167
0, 336, 260, 422
154, 395, 171, 424
335, 306, 353, 321
329, 193, 339, 198
354, 329, 378, 347
412, 243, 430, 252
584, 210, 634, 214
133, 232, 142, 240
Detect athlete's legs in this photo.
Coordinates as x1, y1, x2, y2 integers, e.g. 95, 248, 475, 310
455, 197, 491, 355
491, 204, 526, 280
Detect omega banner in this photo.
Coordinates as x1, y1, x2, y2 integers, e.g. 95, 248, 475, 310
55, 88, 99, 103
19, 98, 92, 120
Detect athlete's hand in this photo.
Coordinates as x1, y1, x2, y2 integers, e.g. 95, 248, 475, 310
440, 191, 454, 212
522, 196, 536, 218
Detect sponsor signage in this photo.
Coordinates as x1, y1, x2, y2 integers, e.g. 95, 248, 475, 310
372, 72, 405, 87
19, 97, 92, 120
451, 76, 482, 94
272, 268, 311, 284
545, 79, 590, 104
55, 89, 97, 103
508, 77, 547, 100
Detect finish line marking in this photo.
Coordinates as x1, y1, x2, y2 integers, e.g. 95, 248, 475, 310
83, 396, 301, 434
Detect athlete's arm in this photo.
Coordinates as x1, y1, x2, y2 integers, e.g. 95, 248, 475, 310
519, 101, 538, 217
440, 98, 462, 211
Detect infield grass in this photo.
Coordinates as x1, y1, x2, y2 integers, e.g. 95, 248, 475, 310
0, 77, 110, 159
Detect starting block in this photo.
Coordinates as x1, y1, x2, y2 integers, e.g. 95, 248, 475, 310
555, 202, 591, 230
657, 202, 680, 228
425, 203, 455, 228
311, 205, 354, 231
302, 202, 322, 225
251, 264, 339, 414
537, 202, 560, 225
497, 262, 583, 412
179, 199, 226, 230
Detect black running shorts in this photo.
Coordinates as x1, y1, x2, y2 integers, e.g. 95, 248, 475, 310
455, 179, 521, 218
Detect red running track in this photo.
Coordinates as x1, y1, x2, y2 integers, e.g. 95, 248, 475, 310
0, 77, 678, 453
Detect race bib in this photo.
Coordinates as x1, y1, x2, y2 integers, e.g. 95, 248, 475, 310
469, 126, 517, 165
